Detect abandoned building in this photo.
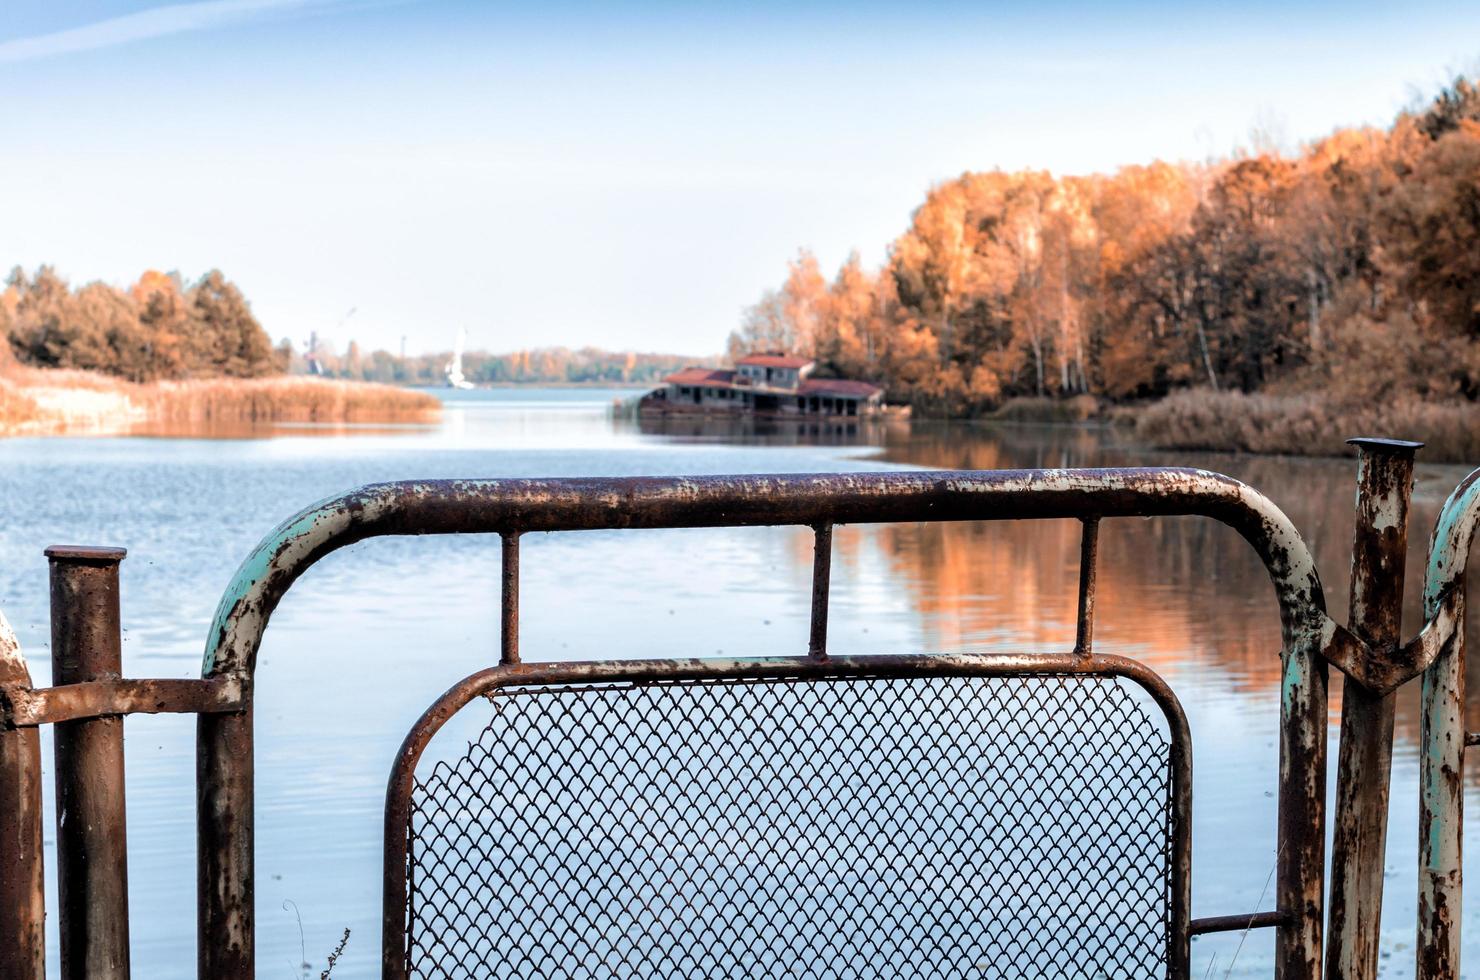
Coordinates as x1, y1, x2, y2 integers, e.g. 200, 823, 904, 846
643, 353, 885, 417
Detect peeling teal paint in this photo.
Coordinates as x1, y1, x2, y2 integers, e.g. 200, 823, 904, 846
1425, 471, 1480, 610
201, 493, 349, 675
1282, 645, 1306, 706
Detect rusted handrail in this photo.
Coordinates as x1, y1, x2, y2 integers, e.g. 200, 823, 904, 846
201, 469, 1343, 675
1416, 465, 1480, 979
196, 467, 1346, 980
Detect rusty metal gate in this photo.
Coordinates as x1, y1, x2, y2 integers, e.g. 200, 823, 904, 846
2, 443, 1470, 980
206, 464, 1350, 980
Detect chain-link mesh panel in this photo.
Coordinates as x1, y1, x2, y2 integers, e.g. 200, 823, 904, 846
405, 673, 1174, 980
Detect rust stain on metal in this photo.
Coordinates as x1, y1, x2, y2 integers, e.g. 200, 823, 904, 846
1074, 516, 1099, 656
4, 676, 244, 728
1190, 910, 1289, 935
1326, 439, 1420, 980
807, 523, 833, 660
48, 547, 133, 980
500, 532, 520, 666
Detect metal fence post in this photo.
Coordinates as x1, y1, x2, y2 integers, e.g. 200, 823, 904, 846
0, 611, 46, 980
48, 544, 132, 980
1324, 438, 1420, 980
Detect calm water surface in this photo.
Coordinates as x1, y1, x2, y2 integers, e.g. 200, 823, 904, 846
1, 387, 1476, 979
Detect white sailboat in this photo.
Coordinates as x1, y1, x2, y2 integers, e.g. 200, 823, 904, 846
444, 328, 475, 390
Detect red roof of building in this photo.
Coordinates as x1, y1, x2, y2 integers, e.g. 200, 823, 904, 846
799, 378, 883, 399
735, 353, 813, 369
664, 367, 736, 387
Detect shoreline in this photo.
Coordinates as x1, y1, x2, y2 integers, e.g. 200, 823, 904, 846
906, 391, 1478, 465
4, 369, 1475, 466
0, 369, 440, 437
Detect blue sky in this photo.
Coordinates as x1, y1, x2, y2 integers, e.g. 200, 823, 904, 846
3, 1, 1477, 356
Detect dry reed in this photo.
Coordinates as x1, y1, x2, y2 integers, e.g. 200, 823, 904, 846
141, 377, 440, 423
0, 366, 440, 436
1134, 389, 1480, 463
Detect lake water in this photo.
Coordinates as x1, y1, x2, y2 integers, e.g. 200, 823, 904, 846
0, 386, 1476, 979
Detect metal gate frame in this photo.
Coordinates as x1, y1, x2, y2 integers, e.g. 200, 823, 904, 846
383, 652, 1193, 980
2, 454, 1450, 980
190, 465, 1357, 980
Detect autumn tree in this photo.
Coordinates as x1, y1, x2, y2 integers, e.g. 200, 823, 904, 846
3, 267, 279, 381
739, 72, 1480, 416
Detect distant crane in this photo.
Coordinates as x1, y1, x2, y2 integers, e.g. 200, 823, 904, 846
445, 327, 475, 390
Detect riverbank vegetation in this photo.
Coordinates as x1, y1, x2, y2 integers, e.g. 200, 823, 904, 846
0, 375, 440, 436
1134, 390, 1480, 462
733, 76, 1480, 460
0, 361, 438, 435
1, 263, 696, 400
139, 376, 440, 425
0, 287, 437, 435
2, 268, 283, 381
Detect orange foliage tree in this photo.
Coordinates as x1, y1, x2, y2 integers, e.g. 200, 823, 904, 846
734, 75, 1480, 416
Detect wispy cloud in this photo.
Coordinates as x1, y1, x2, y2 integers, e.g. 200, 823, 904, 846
0, 0, 347, 64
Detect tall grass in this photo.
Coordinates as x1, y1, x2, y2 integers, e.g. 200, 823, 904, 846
0, 364, 440, 435
142, 377, 440, 423
1134, 389, 1480, 463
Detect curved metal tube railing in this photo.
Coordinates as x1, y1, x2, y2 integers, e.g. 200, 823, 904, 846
195, 467, 1346, 980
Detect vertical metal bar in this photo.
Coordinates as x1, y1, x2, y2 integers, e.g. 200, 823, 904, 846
808, 523, 833, 660
1074, 517, 1099, 655
1416, 466, 1480, 980
47, 544, 132, 980
197, 704, 253, 980
0, 612, 46, 980
1324, 438, 1420, 980
1278, 635, 1329, 980
1418, 613, 1465, 980
1166, 675, 1194, 979
502, 532, 520, 665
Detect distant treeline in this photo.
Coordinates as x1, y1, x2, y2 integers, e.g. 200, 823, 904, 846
308, 345, 700, 386
0, 266, 702, 388
2, 268, 280, 381
733, 76, 1480, 416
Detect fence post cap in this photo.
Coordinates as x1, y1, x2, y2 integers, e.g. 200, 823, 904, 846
1346, 437, 1424, 454
43, 545, 127, 563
